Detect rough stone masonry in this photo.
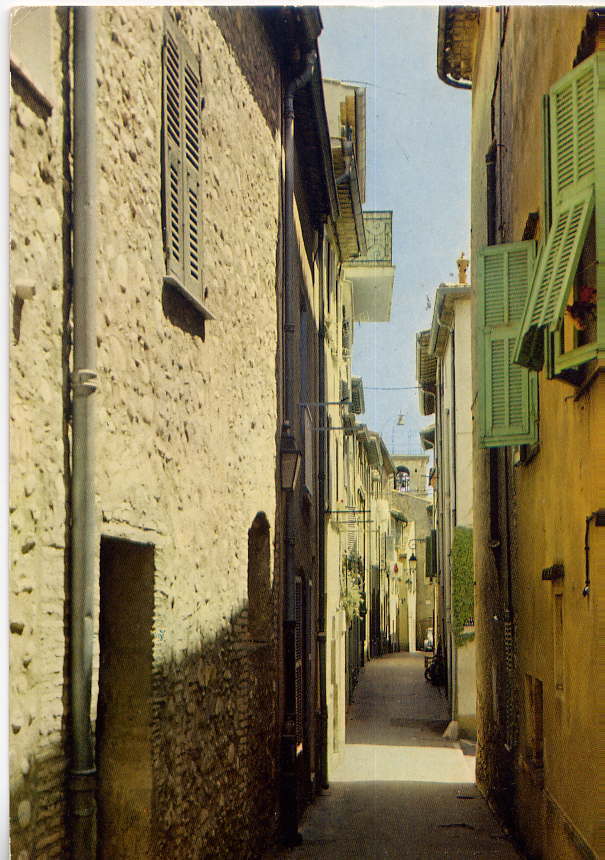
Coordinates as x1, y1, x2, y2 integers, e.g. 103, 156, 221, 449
10, 7, 286, 857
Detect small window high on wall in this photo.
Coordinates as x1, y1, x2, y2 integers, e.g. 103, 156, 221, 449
395, 466, 410, 492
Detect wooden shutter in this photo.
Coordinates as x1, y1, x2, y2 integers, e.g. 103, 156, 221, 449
162, 19, 208, 315
515, 187, 594, 367
478, 242, 538, 447
181, 40, 203, 300
516, 55, 605, 369
550, 53, 605, 208
162, 26, 184, 287
542, 94, 552, 235
346, 527, 358, 556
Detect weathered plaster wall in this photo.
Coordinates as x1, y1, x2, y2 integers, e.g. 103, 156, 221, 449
453, 299, 473, 528
470, 8, 601, 857
10, 6, 284, 857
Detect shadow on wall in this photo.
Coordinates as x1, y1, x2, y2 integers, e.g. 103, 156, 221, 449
208, 7, 281, 137
161, 283, 206, 340
9, 742, 69, 858
10, 512, 280, 859
9, 612, 280, 859
151, 610, 279, 859
97, 518, 278, 859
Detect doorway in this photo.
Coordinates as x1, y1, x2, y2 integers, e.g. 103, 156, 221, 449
97, 537, 154, 858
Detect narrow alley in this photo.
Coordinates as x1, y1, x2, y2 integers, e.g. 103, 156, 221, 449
269, 654, 520, 860
9, 6, 605, 859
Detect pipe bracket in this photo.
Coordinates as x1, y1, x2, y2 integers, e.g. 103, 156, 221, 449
72, 368, 98, 396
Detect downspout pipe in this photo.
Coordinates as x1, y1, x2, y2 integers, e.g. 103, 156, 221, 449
282, 49, 316, 846
69, 7, 97, 858
317, 231, 329, 791
450, 327, 457, 726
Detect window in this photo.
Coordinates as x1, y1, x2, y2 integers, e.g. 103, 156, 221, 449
515, 52, 605, 379
302, 406, 313, 494
10, 8, 54, 111
395, 466, 410, 492
342, 314, 351, 355
476, 242, 539, 447
162, 17, 211, 317
553, 593, 564, 696
524, 675, 544, 780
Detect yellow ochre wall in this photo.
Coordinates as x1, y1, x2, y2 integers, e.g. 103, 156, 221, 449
469, 8, 604, 859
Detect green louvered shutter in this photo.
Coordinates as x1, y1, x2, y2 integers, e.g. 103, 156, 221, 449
550, 53, 605, 208
426, 529, 437, 580
516, 54, 605, 369
478, 241, 538, 448
542, 94, 552, 235
515, 188, 594, 366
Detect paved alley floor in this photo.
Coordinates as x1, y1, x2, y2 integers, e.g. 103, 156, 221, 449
268, 652, 521, 859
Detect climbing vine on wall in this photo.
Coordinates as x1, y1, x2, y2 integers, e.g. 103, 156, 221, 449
451, 526, 474, 646
340, 552, 364, 624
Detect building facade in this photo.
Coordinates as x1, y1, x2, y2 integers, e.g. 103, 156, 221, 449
10, 6, 339, 856
438, 8, 605, 858
319, 78, 397, 775
417, 262, 476, 738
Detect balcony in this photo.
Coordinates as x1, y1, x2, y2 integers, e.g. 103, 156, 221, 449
343, 211, 395, 322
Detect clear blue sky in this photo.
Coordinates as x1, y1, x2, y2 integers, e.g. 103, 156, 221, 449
318, 6, 471, 455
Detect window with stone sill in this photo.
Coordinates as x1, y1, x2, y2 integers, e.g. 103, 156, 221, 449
162, 14, 212, 319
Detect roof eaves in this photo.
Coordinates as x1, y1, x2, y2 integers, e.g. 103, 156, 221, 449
437, 6, 478, 91
428, 284, 472, 355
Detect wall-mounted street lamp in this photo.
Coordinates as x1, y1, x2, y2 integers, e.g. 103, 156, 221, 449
408, 552, 417, 577
280, 421, 302, 491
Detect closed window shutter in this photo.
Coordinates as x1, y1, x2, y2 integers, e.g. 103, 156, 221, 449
478, 241, 538, 447
162, 19, 208, 315
182, 42, 203, 299
347, 528, 357, 556
162, 27, 184, 286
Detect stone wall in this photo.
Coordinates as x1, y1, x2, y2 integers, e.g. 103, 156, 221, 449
9, 8, 70, 857
10, 6, 284, 857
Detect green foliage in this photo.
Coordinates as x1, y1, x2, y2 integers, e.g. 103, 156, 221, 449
451, 526, 474, 647
340, 552, 363, 624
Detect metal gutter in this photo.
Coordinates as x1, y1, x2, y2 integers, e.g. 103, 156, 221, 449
428, 285, 471, 356
69, 7, 97, 857
317, 230, 328, 792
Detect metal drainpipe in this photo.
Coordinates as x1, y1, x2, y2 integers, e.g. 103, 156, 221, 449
317, 230, 329, 791
450, 324, 457, 724
282, 50, 317, 846
69, 7, 97, 858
